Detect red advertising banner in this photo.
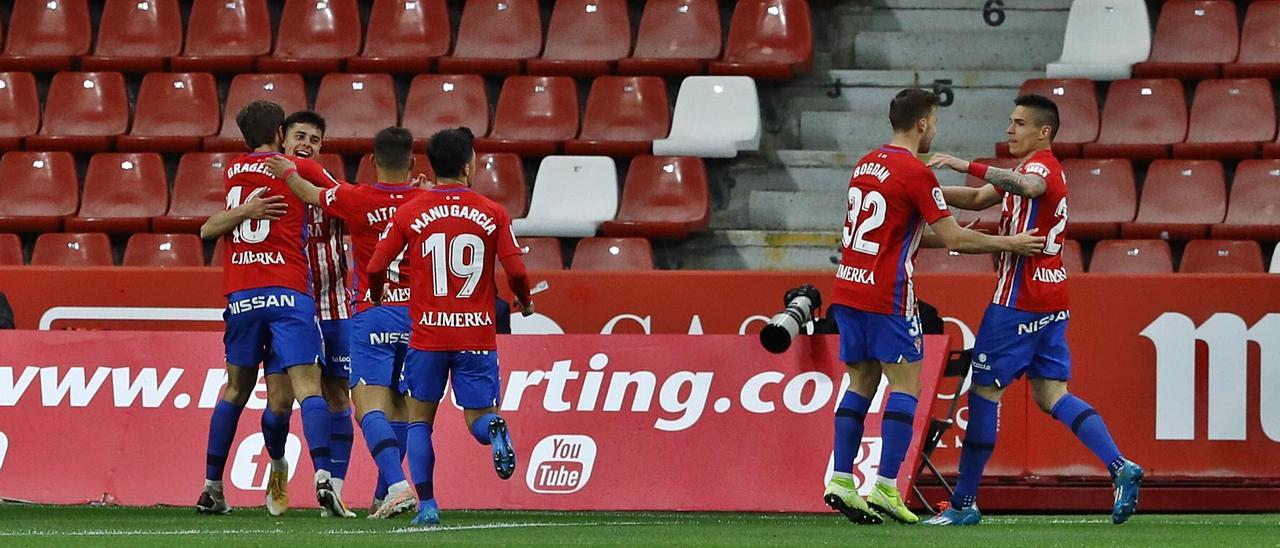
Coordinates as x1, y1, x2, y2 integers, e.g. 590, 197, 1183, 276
0, 332, 947, 511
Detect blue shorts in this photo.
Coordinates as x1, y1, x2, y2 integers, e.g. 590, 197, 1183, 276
403, 348, 501, 409
970, 303, 1072, 388
831, 303, 923, 364
224, 287, 324, 375
349, 306, 410, 392
319, 319, 351, 379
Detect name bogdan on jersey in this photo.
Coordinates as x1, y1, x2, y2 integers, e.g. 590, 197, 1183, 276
408, 205, 498, 235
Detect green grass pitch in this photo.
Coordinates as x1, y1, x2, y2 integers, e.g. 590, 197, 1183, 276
1, 505, 1277, 546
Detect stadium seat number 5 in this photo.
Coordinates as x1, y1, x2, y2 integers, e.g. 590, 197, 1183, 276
843, 188, 886, 256
226, 186, 271, 244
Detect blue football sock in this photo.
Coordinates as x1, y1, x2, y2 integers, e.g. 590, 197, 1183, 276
469, 413, 498, 445
952, 393, 999, 509
832, 391, 872, 475
407, 422, 435, 501
260, 408, 292, 461
205, 400, 244, 481
1051, 394, 1123, 475
360, 411, 406, 487
376, 421, 410, 500
877, 392, 919, 480
299, 395, 332, 474
330, 407, 354, 480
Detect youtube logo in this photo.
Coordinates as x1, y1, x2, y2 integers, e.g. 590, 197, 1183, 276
526, 435, 597, 494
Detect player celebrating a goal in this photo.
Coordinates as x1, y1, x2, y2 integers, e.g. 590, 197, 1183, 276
824, 89, 1044, 525
366, 127, 534, 525
923, 95, 1144, 526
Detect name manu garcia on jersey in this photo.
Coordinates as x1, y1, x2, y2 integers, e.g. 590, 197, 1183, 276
408, 204, 499, 235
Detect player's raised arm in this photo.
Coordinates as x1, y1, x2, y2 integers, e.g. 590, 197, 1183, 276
265, 155, 324, 207
365, 221, 409, 306
930, 215, 1043, 256
928, 153, 1047, 199
199, 192, 287, 239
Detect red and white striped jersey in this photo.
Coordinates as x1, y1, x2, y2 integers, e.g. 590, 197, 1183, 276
307, 208, 351, 320
992, 148, 1070, 312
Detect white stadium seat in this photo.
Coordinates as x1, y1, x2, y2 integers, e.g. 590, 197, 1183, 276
1046, 0, 1151, 81
511, 156, 618, 238
652, 76, 761, 158
1271, 243, 1279, 273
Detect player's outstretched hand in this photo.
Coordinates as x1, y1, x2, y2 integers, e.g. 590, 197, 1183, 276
243, 194, 287, 221
926, 153, 970, 173
515, 299, 535, 317
1009, 228, 1046, 256
265, 155, 297, 178
412, 173, 435, 189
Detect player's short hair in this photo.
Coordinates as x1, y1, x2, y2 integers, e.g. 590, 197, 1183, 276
1014, 94, 1060, 140
427, 127, 475, 179
373, 126, 414, 172
236, 100, 285, 149
283, 109, 326, 136
889, 88, 939, 132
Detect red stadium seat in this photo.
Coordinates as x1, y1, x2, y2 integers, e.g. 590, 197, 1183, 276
258, 0, 362, 74
1062, 159, 1136, 239
402, 75, 490, 144
571, 237, 655, 271
123, 233, 204, 267
31, 233, 113, 266
0, 234, 23, 265
1088, 239, 1173, 273
518, 237, 564, 270
475, 77, 579, 156
1223, 1, 1280, 79
1132, 0, 1237, 79
437, 0, 543, 75
316, 153, 347, 182
526, 0, 631, 77
0, 0, 91, 71
565, 76, 671, 156
81, 0, 183, 72
602, 156, 709, 239
313, 74, 399, 154
997, 79, 1098, 158
26, 72, 129, 152
172, 0, 272, 73
354, 153, 434, 185
1061, 240, 1084, 275
1172, 79, 1275, 160
913, 247, 995, 273
1083, 79, 1187, 160
1122, 160, 1226, 240
0, 151, 79, 233
1180, 239, 1264, 273
65, 153, 169, 234
211, 237, 226, 266
619, 0, 722, 76
204, 74, 309, 152
1212, 159, 1280, 240
349, 0, 450, 73
472, 153, 527, 218
709, 0, 814, 80
118, 72, 221, 152
155, 153, 238, 233
0, 72, 40, 151
953, 157, 1017, 233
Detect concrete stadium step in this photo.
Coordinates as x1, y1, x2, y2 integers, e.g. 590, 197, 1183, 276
836, 0, 1071, 33
675, 230, 841, 270
854, 31, 1063, 70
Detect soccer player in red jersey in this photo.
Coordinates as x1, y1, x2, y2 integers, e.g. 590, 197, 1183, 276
268, 127, 426, 519
366, 127, 533, 525
194, 100, 352, 518
925, 95, 1143, 526
822, 89, 1044, 525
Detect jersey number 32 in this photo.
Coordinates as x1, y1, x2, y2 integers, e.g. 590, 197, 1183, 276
842, 188, 886, 255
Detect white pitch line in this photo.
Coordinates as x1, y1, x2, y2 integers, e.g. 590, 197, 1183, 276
0, 521, 652, 538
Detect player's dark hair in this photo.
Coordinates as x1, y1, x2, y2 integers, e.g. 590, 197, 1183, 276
373, 126, 414, 172
283, 109, 326, 136
236, 100, 285, 149
889, 88, 939, 132
1014, 94, 1060, 140
426, 127, 475, 179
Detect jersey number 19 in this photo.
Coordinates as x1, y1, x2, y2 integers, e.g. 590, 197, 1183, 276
421, 232, 485, 298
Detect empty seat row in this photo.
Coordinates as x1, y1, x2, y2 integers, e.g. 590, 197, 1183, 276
916, 240, 1273, 274
997, 78, 1280, 160
1135, 0, 1280, 80
954, 158, 1280, 241
0, 71, 759, 159
0, 0, 811, 79
0, 232, 659, 270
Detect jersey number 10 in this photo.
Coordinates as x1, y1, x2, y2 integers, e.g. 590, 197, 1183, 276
421, 232, 485, 298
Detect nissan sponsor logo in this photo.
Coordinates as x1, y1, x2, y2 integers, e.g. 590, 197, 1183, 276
526, 435, 596, 494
